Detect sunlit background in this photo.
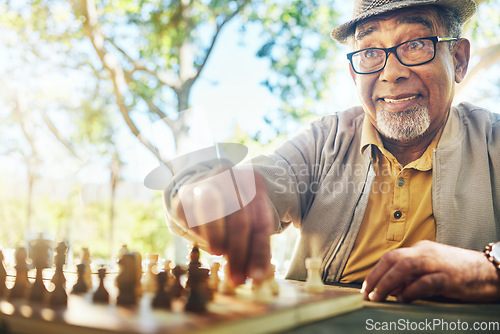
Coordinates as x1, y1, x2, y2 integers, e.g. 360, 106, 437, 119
0, 0, 499, 276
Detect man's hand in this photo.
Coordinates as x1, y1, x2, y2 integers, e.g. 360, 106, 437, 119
169, 169, 274, 286
362, 240, 500, 303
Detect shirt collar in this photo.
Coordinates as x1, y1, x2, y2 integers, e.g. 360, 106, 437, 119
360, 110, 451, 170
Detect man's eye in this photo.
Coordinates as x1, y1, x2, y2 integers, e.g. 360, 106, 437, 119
362, 49, 379, 58
407, 40, 426, 50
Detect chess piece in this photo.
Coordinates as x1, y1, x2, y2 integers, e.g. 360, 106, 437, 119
152, 271, 171, 309
81, 247, 92, 289
9, 247, 30, 299
142, 253, 159, 293
218, 262, 236, 295
116, 253, 138, 305
208, 262, 220, 293
117, 244, 129, 260
252, 280, 273, 303
185, 245, 202, 291
93, 267, 110, 303
133, 252, 143, 298
71, 263, 88, 294
162, 260, 174, 286
29, 235, 52, 302
189, 245, 201, 269
0, 250, 7, 299
267, 264, 280, 296
304, 258, 325, 294
49, 241, 68, 307
185, 267, 209, 313
170, 265, 185, 298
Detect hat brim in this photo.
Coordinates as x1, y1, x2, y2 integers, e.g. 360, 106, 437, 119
331, 0, 477, 44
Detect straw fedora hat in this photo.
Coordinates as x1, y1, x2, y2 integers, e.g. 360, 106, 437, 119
331, 0, 477, 44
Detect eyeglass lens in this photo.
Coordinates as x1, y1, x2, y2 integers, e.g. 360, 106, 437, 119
351, 38, 435, 74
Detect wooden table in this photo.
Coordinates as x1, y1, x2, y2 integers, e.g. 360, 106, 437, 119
289, 285, 500, 334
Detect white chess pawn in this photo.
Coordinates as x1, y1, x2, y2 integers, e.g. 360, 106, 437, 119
305, 257, 325, 294
142, 253, 159, 293
267, 264, 279, 296
208, 262, 221, 291
252, 280, 273, 303
218, 262, 236, 295
82, 247, 92, 289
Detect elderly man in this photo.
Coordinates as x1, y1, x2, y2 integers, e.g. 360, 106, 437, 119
165, 0, 500, 303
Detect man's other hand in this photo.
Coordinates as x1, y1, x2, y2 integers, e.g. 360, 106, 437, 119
362, 240, 500, 303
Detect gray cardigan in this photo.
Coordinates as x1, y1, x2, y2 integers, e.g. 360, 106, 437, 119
249, 102, 500, 282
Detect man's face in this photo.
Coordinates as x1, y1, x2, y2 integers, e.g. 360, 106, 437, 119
350, 7, 464, 143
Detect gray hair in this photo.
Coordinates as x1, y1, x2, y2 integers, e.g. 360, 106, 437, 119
435, 5, 464, 39
435, 5, 464, 52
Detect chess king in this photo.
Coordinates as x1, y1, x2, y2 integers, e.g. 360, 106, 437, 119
164, 0, 500, 303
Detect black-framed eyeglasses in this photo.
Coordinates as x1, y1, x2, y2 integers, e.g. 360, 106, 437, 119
347, 36, 457, 75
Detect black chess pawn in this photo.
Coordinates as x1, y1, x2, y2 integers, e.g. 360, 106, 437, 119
71, 263, 88, 294
170, 265, 185, 299
185, 267, 209, 313
152, 271, 171, 309
49, 242, 68, 307
9, 247, 30, 300
93, 267, 109, 303
0, 250, 7, 299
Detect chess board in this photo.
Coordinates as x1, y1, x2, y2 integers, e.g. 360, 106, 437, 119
0, 279, 363, 334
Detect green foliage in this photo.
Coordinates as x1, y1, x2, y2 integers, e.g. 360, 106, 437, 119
0, 198, 25, 248
127, 195, 173, 255
465, 0, 500, 41
0, 0, 344, 142
0, 184, 170, 260
244, 0, 340, 133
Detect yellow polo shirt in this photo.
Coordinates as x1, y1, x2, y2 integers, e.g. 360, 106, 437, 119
340, 116, 445, 283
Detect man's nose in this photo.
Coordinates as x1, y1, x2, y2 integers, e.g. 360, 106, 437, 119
379, 52, 411, 82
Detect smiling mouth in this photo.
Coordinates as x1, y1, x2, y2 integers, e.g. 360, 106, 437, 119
382, 95, 418, 103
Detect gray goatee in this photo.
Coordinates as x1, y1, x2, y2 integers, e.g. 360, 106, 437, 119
376, 106, 431, 141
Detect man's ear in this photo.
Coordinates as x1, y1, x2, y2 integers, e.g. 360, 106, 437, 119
453, 38, 470, 84
349, 63, 357, 84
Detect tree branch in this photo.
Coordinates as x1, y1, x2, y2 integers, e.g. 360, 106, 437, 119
193, 0, 251, 81
76, 0, 173, 171
104, 38, 176, 131
143, 98, 176, 130
105, 37, 178, 89
40, 110, 81, 159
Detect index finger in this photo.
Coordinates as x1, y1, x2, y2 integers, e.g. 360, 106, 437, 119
362, 249, 408, 301
364, 250, 435, 302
